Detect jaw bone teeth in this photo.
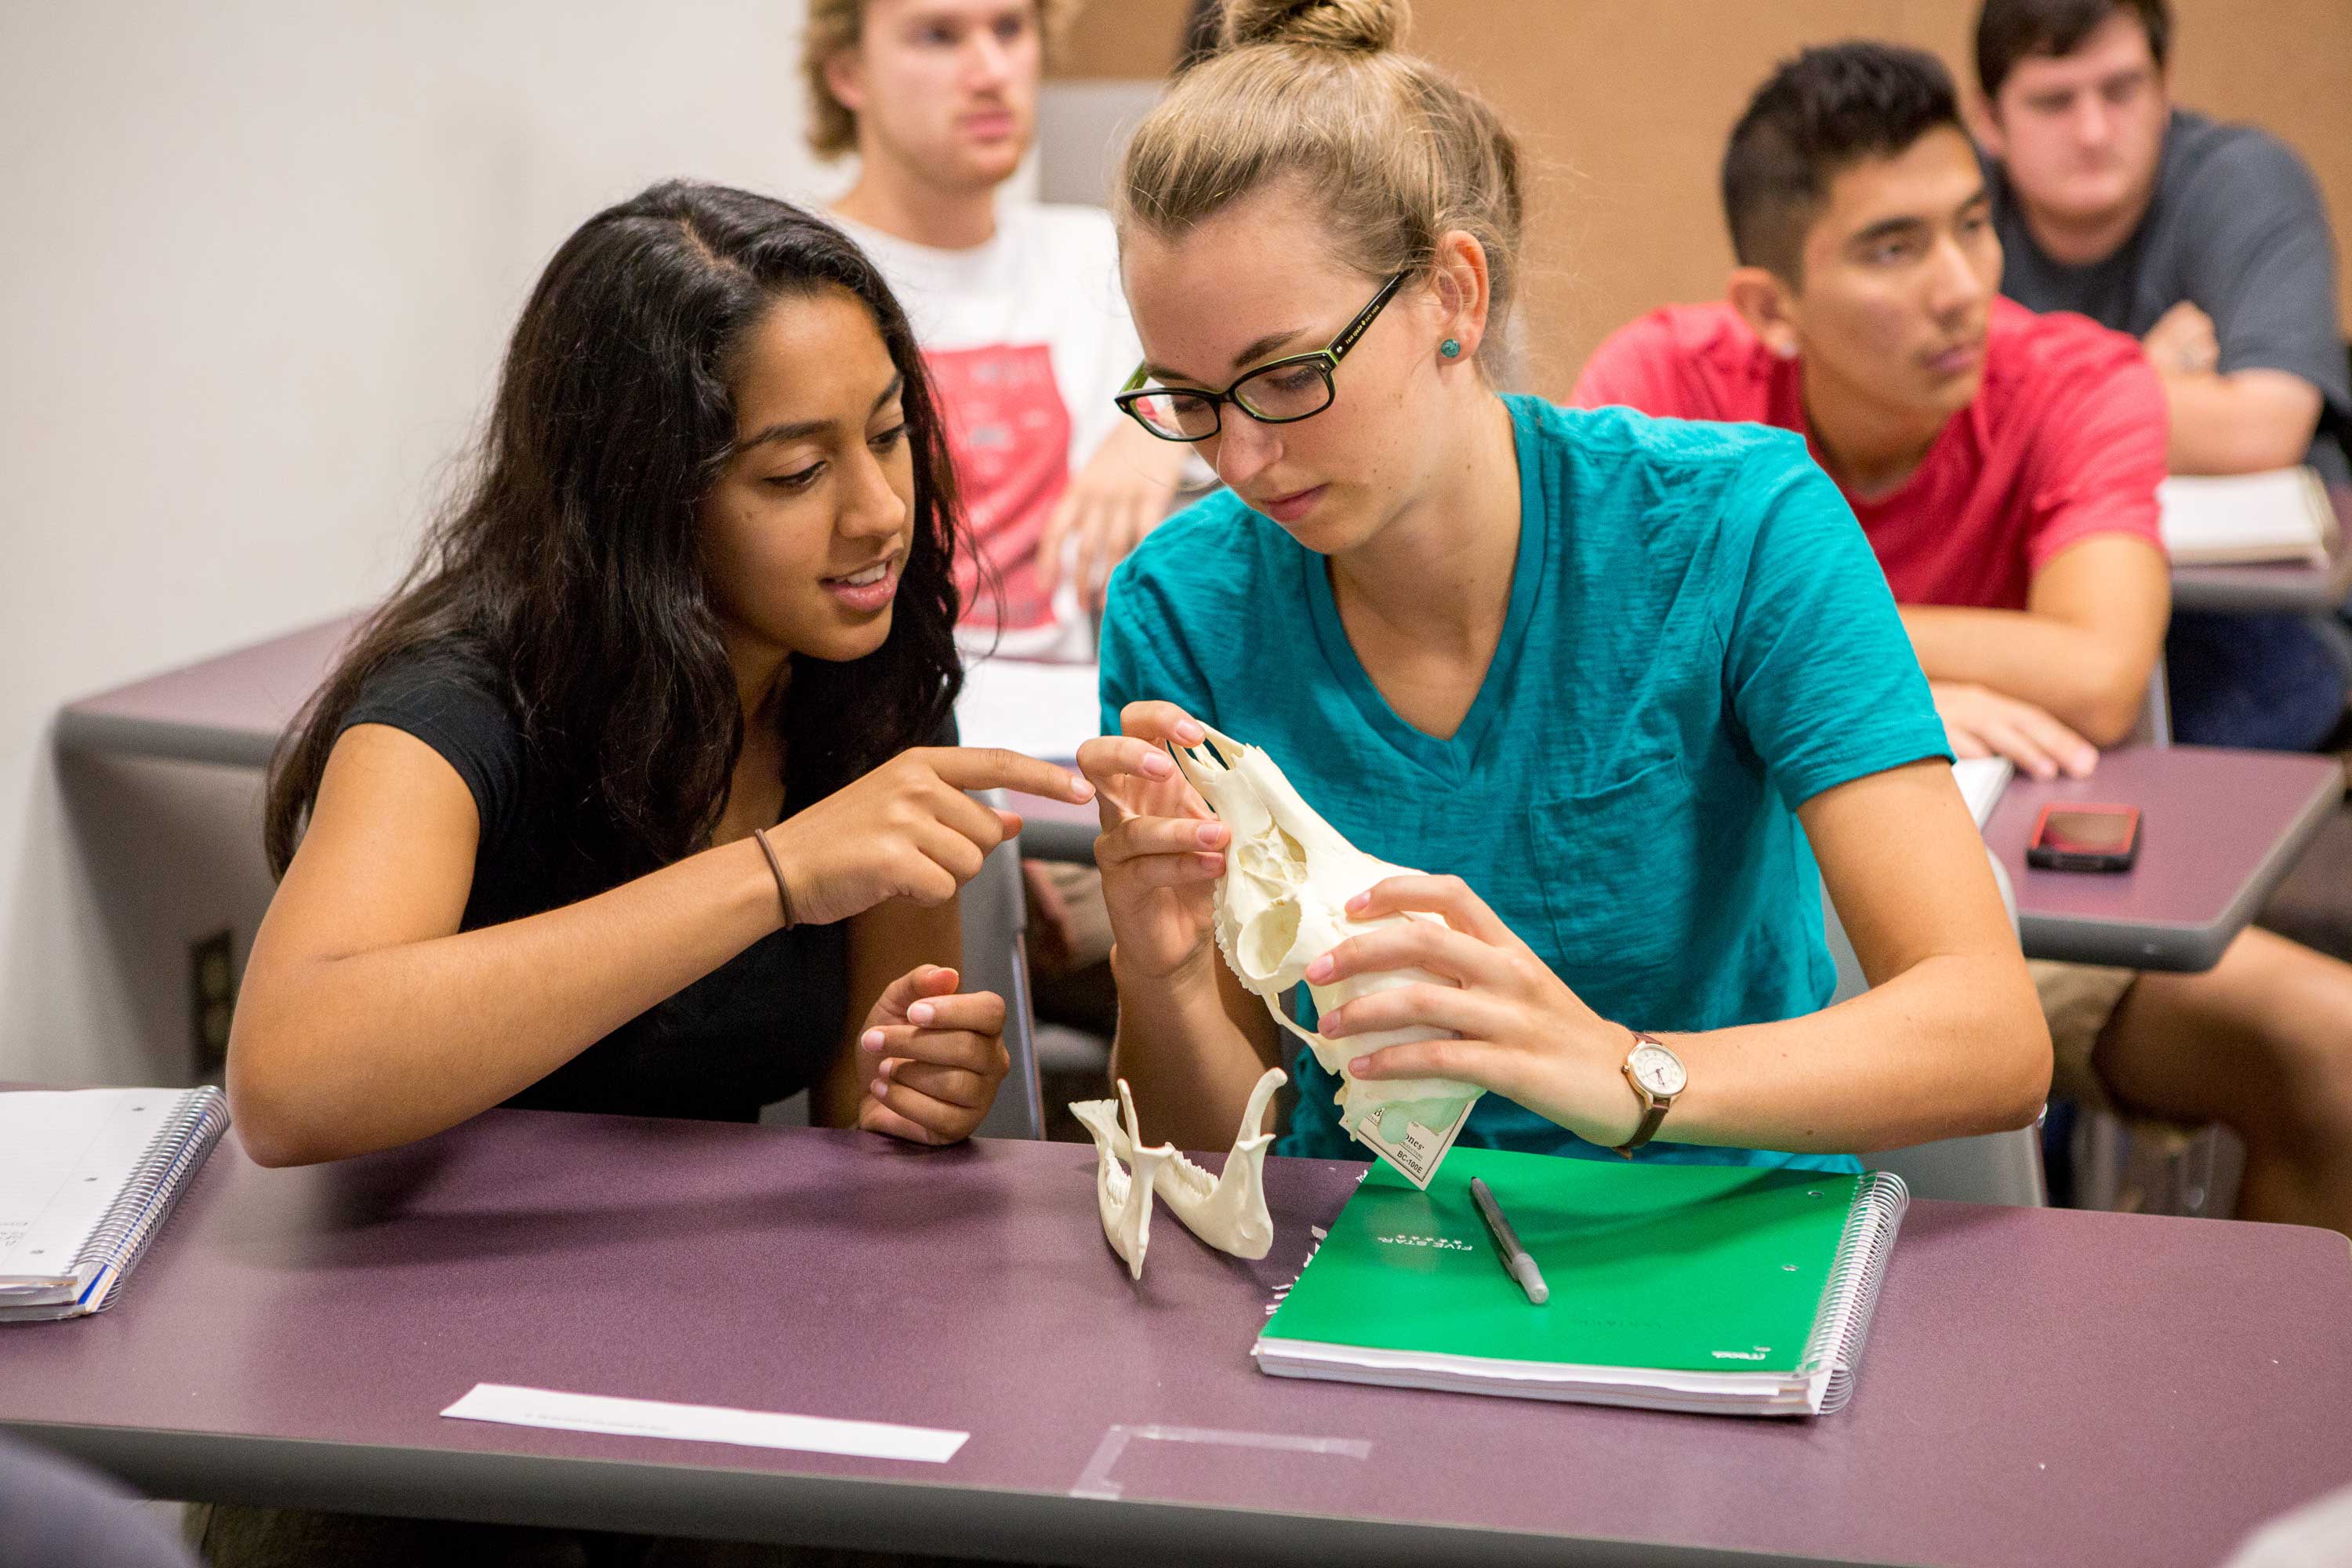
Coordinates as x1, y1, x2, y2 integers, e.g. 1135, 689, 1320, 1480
1072, 1069, 1288, 1275
1169, 727, 1482, 1168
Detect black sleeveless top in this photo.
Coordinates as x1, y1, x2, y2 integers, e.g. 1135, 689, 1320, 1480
339, 647, 939, 1123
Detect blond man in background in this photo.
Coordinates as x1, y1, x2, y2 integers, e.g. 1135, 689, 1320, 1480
805, 0, 1190, 660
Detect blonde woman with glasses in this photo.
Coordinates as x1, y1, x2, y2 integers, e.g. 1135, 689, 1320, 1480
1076, 0, 2052, 1172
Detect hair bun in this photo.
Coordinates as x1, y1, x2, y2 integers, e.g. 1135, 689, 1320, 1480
1219, 0, 1406, 53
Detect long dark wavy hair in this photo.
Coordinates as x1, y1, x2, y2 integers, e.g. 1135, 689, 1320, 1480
264, 180, 967, 884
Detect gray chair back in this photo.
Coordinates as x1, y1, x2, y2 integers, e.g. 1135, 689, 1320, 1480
2090, 670, 2250, 1218
2125, 663, 2172, 748
961, 818, 1045, 1140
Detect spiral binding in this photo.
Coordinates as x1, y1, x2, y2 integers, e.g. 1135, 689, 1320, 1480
64, 1086, 229, 1315
1801, 1169, 1909, 1414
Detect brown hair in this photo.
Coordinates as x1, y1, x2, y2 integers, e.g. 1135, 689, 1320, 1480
803, 0, 1081, 160
1976, 0, 2171, 100
1722, 42, 1965, 283
1116, 0, 1526, 368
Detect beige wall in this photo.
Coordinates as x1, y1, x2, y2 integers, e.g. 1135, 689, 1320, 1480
1060, 0, 2352, 398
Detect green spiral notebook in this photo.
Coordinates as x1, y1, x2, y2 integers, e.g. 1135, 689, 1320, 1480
1254, 1146, 1907, 1417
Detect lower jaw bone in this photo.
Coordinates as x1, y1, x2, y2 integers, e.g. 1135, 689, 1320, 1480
1072, 1068, 1288, 1276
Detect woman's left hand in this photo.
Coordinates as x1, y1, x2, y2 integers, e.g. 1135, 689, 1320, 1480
1309, 877, 1643, 1149
855, 964, 1011, 1145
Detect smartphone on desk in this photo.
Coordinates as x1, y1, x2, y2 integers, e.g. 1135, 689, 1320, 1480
2026, 804, 2141, 872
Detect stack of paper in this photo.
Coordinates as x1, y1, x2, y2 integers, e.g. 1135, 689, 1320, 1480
1951, 757, 2013, 828
953, 655, 1101, 762
2159, 467, 2336, 566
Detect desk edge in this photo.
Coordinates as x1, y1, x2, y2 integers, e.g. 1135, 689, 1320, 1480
53, 710, 280, 771
3, 1420, 1818, 1568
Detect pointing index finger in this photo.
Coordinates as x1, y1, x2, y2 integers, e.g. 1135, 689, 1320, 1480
928, 746, 1096, 804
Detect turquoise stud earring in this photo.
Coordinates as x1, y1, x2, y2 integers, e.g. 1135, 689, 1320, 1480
1440, 338, 1462, 359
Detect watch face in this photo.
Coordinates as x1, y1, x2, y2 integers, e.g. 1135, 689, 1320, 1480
1628, 1044, 1686, 1098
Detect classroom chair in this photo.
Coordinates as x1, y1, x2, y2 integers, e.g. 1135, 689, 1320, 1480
2129, 662, 2172, 747
981, 827, 2052, 1183
984, 833, 2049, 1189
1824, 850, 2050, 1207
963, 810, 1047, 1141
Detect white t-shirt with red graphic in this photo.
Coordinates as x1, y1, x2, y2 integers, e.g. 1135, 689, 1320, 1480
833, 203, 1142, 660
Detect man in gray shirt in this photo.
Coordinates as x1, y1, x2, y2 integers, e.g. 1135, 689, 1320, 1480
1976, 0, 2350, 749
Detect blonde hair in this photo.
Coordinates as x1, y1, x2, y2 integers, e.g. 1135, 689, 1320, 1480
803, 0, 1081, 160
1117, 0, 1526, 367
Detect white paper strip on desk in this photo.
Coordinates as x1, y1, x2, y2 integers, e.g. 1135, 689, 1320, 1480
441, 1384, 968, 1462
2159, 467, 2336, 566
953, 655, 1101, 762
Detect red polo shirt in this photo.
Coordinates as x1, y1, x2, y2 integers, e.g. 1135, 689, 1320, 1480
1570, 296, 2167, 610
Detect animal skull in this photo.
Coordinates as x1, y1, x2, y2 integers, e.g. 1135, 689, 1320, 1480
1169, 727, 1481, 1187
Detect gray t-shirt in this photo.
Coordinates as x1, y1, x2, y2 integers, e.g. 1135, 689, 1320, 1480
1987, 109, 2350, 475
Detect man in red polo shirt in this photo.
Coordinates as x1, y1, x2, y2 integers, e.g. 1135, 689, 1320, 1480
1574, 42, 2352, 1234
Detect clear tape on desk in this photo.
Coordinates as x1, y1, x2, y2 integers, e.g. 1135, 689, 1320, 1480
1069, 1423, 1372, 1501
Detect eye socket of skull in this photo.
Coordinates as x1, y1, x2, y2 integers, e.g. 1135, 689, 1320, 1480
1238, 899, 1303, 979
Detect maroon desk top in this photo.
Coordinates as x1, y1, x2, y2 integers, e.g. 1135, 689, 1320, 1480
1988, 746, 2343, 971
4, 1107, 2348, 1567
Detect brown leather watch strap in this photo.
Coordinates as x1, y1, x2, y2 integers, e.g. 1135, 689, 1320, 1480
1613, 1030, 1679, 1159
1614, 1097, 1671, 1159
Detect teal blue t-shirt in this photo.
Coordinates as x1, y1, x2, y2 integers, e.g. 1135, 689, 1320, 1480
1097, 395, 1951, 1174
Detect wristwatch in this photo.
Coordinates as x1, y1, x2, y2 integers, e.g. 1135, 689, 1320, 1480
1613, 1031, 1686, 1158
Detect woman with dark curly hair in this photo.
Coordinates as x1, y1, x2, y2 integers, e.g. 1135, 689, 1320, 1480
229, 180, 1091, 1172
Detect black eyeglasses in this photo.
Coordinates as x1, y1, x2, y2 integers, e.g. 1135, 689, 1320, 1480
1113, 270, 1410, 442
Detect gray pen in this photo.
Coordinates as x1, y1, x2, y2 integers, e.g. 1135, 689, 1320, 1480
1468, 1176, 1549, 1305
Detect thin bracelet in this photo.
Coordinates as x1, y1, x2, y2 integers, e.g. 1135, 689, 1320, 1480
750, 826, 798, 929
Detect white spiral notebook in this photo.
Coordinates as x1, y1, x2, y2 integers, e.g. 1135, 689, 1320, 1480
0, 1086, 228, 1321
